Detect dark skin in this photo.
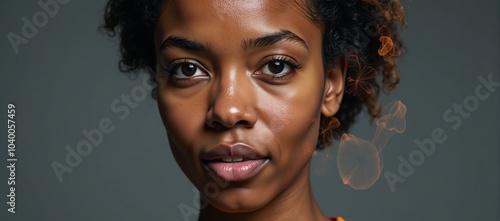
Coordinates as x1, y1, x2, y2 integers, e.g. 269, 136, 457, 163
154, 0, 346, 220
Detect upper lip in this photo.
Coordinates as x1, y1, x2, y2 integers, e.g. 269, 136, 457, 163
201, 143, 267, 161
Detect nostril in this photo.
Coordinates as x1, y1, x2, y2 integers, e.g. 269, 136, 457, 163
206, 120, 226, 129
206, 118, 253, 129
205, 103, 257, 129
205, 89, 258, 129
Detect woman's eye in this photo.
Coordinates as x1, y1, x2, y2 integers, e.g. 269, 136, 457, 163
255, 56, 301, 82
260, 60, 295, 78
171, 62, 206, 78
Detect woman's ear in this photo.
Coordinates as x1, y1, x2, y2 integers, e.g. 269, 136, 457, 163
321, 58, 347, 117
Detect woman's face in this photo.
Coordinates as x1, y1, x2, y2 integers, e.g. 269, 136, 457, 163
155, 0, 344, 212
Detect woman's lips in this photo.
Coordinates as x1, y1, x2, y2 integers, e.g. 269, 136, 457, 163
203, 159, 269, 181
201, 143, 269, 182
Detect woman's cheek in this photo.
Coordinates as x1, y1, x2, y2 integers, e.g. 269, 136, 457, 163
257, 86, 321, 163
160, 82, 205, 129
159, 92, 208, 181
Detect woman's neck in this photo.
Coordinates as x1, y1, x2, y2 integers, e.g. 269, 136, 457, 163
198, 163, 330, 221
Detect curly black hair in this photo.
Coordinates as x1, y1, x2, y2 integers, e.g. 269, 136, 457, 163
101, 0, 407, 149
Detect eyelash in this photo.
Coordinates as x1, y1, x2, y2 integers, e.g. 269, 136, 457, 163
160, 56, 302, 80
161, 58, 203, 76
257, 55, 302, 79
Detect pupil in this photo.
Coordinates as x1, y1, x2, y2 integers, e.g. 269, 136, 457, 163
181, 64, 197, 76
269, 61, 284, 74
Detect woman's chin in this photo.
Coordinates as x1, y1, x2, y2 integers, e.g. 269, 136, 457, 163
202, 189, 272, 213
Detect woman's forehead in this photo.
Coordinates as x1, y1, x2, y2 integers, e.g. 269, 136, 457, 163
156, 0, 321, 51
160, 0, 310, 24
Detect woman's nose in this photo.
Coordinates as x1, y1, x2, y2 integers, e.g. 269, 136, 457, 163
205, 70, 257, 129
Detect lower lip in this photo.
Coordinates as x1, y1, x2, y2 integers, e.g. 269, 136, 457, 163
204, 159, 269, 182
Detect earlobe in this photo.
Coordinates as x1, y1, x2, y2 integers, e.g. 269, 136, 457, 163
321, 58, 347, 117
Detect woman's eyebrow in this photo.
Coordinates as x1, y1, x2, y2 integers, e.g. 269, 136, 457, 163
160, 30, 308, 53
242, 30, 309, 51
160, 36, 212, 52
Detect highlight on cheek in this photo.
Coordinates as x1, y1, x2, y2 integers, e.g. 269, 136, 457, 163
337, 100, 407, 190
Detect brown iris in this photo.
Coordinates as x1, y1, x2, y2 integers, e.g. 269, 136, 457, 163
181, 63, 197, 76
268, 61, 285, 74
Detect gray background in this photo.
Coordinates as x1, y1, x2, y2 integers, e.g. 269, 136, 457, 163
0, 0, 498, 220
